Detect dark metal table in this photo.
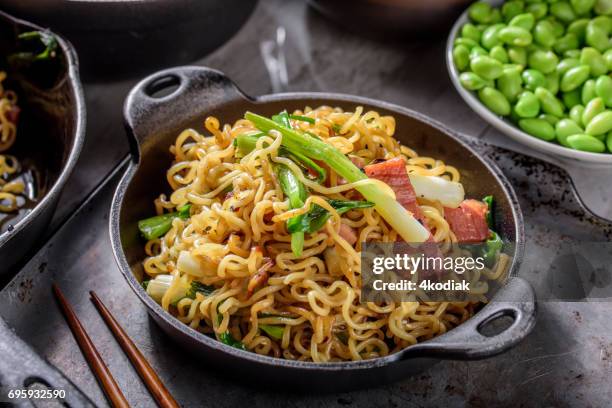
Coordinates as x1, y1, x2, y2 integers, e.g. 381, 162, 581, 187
1, 1, 611, 406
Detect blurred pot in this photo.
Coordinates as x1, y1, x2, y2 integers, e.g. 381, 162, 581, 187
1, 0, 258, 80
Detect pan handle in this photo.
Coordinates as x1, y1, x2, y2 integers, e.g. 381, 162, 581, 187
123, 65, 251, 161
0, 318, 97, 407
393, 277, 536, 361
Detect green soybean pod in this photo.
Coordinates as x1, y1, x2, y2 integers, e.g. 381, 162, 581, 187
570, 0, 597, 15
567, 134, 607, 152
595, 75, 612, 106
563, 89, 582, 108
453, 45, 470, 71
498, 26, 533, 47
490, 45, 509, 63
461, 23, 482, 43
498, 69, 523, 102
526, 2, 548, 19
556, 58, 581, 76
509, 13, 536, 30
580, 47, 608, 77
550, 1, 577, 23
556, 118, 584, 146
581, 79, 597, 104
595, 0, 612, 16
582, 96, 605, 126
515, 91, 541, 117
535, 86, 565, 117
546, 71, 560, 94
455, 38, 478, 49
585, 110, 612, 135
534, 20, 557, 47
586, 23, 608, 52
519, 118, 556, 140
468, 1, 493, 24
553, 33, 580, 54
459, 72, 489, 90
539, 113, 561, 125
478, 86, 512, 115
528, 50, 559, 73
570, 104, 585, 123
607, 130, 612, 152
591, 15, 612, 33
502, 0, 526, 21
470, 46, 489, 58
522, 69, 548, 90
481, 24, 505, 50
560, 65, 591, 92
567, 18, 590, 43
471, 55, 504, 79
603, 49, 612, 70
508, 46, 528, 65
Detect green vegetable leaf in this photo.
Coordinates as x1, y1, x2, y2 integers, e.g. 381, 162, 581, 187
482, 195, 494, 229
186, 282, 215, 299
482, 230, 503, 267
289, 114, 315, 124
275, 164, 308, 257
215, 300, 246, 350
141, 280, 150, 290
260, 324, 284, 340
137, 204, 192, 240
287, 199, 374, 234
9, 31, 58, 65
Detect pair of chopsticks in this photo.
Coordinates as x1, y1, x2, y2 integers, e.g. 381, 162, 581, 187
52, 284, 179, 408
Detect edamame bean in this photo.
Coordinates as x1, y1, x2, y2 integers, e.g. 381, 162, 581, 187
568, 19, 590, 43
586, 22, 609, 51
455, 37, 478, 49
528, 50, 559, 73
459, 72, 489, 90
461, 23, 482, 43
490, 45, 509, 63
570, 104, 586, 123
522, 69, 548, 90
509, 13, 536, 30
527, 2, 549, 20
534, 20, 557, 47
585, 110, 612, 134
563, 89, 582, 108
581, 79, 597, 103
595, 75, 612, 106
595, 0, 612, 16
502, 1, 526, 21
471, 46, 489, 57
582, 96, 605, 125
508, 46, 528, 65
498, 68, 524, 102
551, 1, 577, 23
567, 134, 607, 151
554, 33, 579, 54
471, 55, 504, 79
539, 113, 561, 125
546, 71, 561, 94
603, 49, 612, 70
556, 57, 581, 75
535, 86, 566, 116
515, 91, 541, 117
479, 87, 512, 115
481, 24, 506, 49
556, 118, 584, 146
545, 17, 566, 38
565, 49, 582, 58
580, 47, 608, 76
519, 118, 557, 140
454, 45, 470, 71
469, 2, 494, 24
591, 15, 612, 33
560, 65, 591, 91
570, 0, 596, 16
607, 131, 612, 151
498, 26, 533, 47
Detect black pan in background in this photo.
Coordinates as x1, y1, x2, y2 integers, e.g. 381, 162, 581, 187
111, 66, 536, 390
0, 11, 85, 279
1, 0, 258, 81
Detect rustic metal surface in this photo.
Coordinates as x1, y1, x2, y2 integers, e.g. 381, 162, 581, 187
1, 0, 611, 406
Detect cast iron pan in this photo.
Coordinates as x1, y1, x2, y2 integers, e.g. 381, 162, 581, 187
0, 11, 85, 279
111, 66, 536, 390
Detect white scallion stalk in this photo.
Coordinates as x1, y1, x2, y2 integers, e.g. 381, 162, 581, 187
177, 250, 205, 277
146, 274, 174, 303
409, 174, 464, 208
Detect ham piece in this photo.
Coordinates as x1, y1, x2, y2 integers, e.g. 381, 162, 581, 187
444, 199, 489, 243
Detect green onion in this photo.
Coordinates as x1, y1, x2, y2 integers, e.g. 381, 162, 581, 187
216, 301, 246, 350
483, 195, 494, 229
137, 204, 191, 240
482, 231, 503, 267
9, 31, 58, 64
260, 324, 284, 340
186, 282, 215, 299
289, 114, 315, 124
275, 164, 308, 257
141, 280, 150, 290
245, 111, 431, 243
288, 199, 374, 234
272, 110, 292, 128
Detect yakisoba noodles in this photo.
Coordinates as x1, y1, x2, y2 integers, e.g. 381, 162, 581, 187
0, 71, 24, 213
140, 106, 509, 362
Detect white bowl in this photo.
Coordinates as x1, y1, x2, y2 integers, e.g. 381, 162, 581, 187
446, 0, 612, 165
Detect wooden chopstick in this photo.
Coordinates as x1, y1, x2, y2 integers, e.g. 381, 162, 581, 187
52, 283, 129, 408
90, 291, 180, 408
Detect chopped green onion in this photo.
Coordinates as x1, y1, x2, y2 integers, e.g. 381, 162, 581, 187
275, 164, 308, 257
482, 231, 503, 267
260, 324, 284, 340
272, 110, 291, 128
245, 111, 431, 243
141, 280, 150, 290
186, 282, 215, 298
9, 31, 58, 64
137, 204, 191, 240
288, 199, 374, 234
289, 114, 315, 124
216, 301, 246, 350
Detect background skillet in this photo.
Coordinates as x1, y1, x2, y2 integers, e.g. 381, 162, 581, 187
111, 66, 536, 390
